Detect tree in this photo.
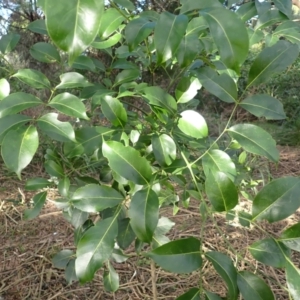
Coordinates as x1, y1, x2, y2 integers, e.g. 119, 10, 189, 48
0, 0, 300, 298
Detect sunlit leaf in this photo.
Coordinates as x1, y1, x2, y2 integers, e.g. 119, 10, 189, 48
280, 222, 300, 252
0, 78, 10, 100
152, 134, 176, 167
12, 69, 51, 89
286, 259, 300, 299
24, 191, 47, 220
56, 72, 92, 89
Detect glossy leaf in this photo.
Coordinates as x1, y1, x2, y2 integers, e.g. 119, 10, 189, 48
178, 110, 208, 139
247, 41, 299, 88
129, 188, 159, 243
44, 160, 64, 177
24, 191, 47, 220
201, 8, 249, 72
237, 271, 275, 300
175, 77, 202, 104
0, 32, 20, 54
25, 178, 50, 191
154, 12, 188, 65
30, 42, 61, 63
180, 0, 222, 14
280, 222, 300, 252
98, 8, 125, 39
227, 124, 279, 162
71, 184, 124, 213
58, 177, 70, 197
0, 92, 42, 118
117, 218, 136, 249
152, 217, 175, 249
152, 134, 176, 167
71, 55, 95, 71
91, 33, 122, 49
197, 67, 237, 103
12, 69, 51, 89
75, 216, 118, 283
52, 249, 74, 269
37, 113, 76, 142
202, 150, 236, 182
56, 72, 92, 89
206, 251, 238, 300
177, 288, 200, 300
27, 19, 48, 35
49, 93, 89, 120
146, 237, 202, 273
252, 177, 300, 222
0, 78, 10, 100
186, 16, 208, 36
103, 262, 119, 292
125, 17, 155, 51
1, 126, 39, 179
286, 259, 300, 299
240, 94, 286, 120
249, 238, 289, 268
44, 0, 104, 63
102, 140, 152, 185
114, 69, 140, 87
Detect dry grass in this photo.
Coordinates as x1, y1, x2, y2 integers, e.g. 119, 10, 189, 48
0, 146, 300, 300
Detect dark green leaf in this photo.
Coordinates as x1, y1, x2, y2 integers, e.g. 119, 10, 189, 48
176, 288, 200, 300
146, 237, 202, 273
72, 55, 95, 71
273, 0, 292, 18
0, 32, 20, 54
102, 140, 152, 185
44, 0, 104, 63
236, 2, 257, 22
49, 93, 89, 120
25, 178, 50, 191
286, 259, 300, 299
180, 0, 222, 14
206, 251, 238, 300
227, 124, 279, 162
52, 249, 74, 269
103, 262, 119, 292
204, 291, 223, 300
249, 238, 290, 268
129, 188, 159, 243
154, 12, 188, 65
12, 69, 51, 89
255, 10, 288, 30
252, 177, 300, 222
152, 134, 176, 167
24, 191, 47, 220
114, 69, 140, 87
240, 94, 286, 120
27, 19, 48, 35
71, 184, 124, 212
117, 218, 136, 249
1, 126, 39, 179
56, 72, 92, 89
0, 92, 42, 118
75, 216, 118, 283
280, 223, 300, 252
44, 160, 64, 178
0, 78, 10, 100
30, 42, 61, 63
113, 0, 135, 10
186, 16, 208, 36
58, 177, 70, 197
237, 271, 275, 300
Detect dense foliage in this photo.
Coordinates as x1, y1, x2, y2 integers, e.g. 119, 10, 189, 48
1, 0, 300, 298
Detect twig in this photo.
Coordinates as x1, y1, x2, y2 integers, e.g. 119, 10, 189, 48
151, 260, 158, 300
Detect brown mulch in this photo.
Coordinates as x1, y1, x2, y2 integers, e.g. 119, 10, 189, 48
0, 146, 300, 300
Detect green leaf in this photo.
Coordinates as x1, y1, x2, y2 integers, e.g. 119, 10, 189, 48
154, 12, 188, 65
240, 94, 286, 120
204, 291, 223, 300
236, 2, 257, 22
201, 8, 249, 72
1, 126, 39, 179
237, 271, 275, 300
58, 177, 70, 197
0, 32, 20, 54
0, 115, 32, 144
175, 77, 202, 104
147, 237, 201, 273
69, 207, 89, 229
186, 16, 208, 36
252, 177, 300, 222
71, 55, 95, 71
25, 178, 50, 191
0, 92, 42, 118
27, 19, 48, 35
205, 171, 238, 212
48, 93, 89, 120
56, 72, 92, 89
98, 8, 125, 39
125, 17, 155, 51
227, 124, 279, 162
114, 69, 140, 86
177, 288, 200, 300
249, 238, 290, 268
202, 150, 236, 182
286, 259, 300, 299
24, 191, 47, 220
30, 42, 61, 63
44, 160, 64, 177
75, 216, 118, 283
113, 0, 135, 10
180, 0, 222, 14
178, 110, 208, 139
255, 10, 288, 30
44, 0, 104, 64
65, 259, 77, 284
152, 134, 176, 167
102, 140, 152, 185
152, 217, 175, 249
0, 78, 10, 100
247, 41, 299, 88
71, 184, 124, 213
103, 262, 119, 292
205, 251, 238, 300
52, 250, 74, 269
91, 33, 122, 49
273, 0, 292, 18
280, 222, 300, 252
128, 188, 159, 243
196, 67, 237, 103
12, 69, 51, 89
248, 28, 265, 47
117, 218, 136, 249
37, 113, 76, 142
142, 86, 177, 114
